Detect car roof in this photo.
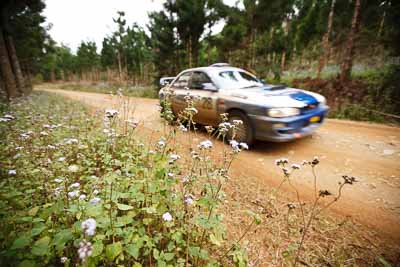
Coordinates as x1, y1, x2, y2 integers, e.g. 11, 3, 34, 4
180, 66, 245, 75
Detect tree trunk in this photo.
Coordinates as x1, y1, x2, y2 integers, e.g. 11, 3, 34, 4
281, 19, 290, 72
188, 36, 193, 68
5, 35, 25, 94
0, 29, 18, 99
378, 5, 386, 38
317, 0, 336, 79
280, 52, 286, 72
25, 71, 33, 92
117, 50, 122, 83
340, 0, 361, 83
207, 43, 211, 65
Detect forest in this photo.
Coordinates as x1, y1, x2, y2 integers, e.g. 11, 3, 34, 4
0, 0, 399, 87
1, 1, 400, 266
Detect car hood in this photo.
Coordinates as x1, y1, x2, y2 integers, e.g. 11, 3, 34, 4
225, 86, 325, 108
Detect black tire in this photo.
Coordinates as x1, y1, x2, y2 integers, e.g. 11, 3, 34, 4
227, 110, 254, 146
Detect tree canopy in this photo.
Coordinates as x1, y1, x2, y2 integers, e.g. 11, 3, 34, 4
1, 0, 399, 98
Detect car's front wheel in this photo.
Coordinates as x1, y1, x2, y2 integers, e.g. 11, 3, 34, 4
227, 110, 254, 146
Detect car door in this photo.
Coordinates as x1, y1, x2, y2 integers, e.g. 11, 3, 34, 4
169, 71, 192, 116
189, 71, 219, 126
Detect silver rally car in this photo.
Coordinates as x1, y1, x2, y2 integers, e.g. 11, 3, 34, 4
159, 64, 329, 145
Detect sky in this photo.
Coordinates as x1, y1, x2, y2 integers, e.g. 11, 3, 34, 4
43, 0, 242, 53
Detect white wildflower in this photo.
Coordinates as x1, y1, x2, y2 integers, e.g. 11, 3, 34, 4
54, 178, 63, 183
218, 122, 232, 133
79, 194, 87, 200
68, 165, 79, 173
182, 176, 190, 184
186, 107, 198, 114
169, 154, 180, 163
64, 138, 78, 145
89, 197, 101, 204
240, 143, 248, 150
58, 157, 66, 162
8, 169, 16, 175
157, 138, 166, 147
205, 125, 214, 133
4, 114, 14, 119
162, 212, 173, 222
81, 218, 96, 236
54, 187, 62, 197
312, 156, 320, 165
275, 158, 289, 166
184, 197, 194, 205
78, 240, 93, 261
105, 109, 119, 118
68, 191, 79, 198
167, 172, 174, 178
20, 133, 30, 140
60, 257, 67, 263
70, 182, 80, 188
125, 119, 139, 129
291, 164, 301, 170
179, 124, 187, 132
92, 189, 99, 195
191, 150, 200, 160
229, 140, 240, 152
198, 140, 213, 149
232, 119, 243, 125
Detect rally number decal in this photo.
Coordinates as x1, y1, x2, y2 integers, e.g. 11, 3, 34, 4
201, 97, 213, 110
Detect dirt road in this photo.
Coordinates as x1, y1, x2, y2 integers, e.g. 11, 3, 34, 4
38, 87, 400, 243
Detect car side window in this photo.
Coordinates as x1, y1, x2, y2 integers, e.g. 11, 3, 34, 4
219, 71, 238, 82
238, 71, 259, 83
172, 72, 192, 88
190, 71, 213, 89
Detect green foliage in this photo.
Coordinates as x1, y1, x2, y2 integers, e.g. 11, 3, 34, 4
0, 92, 250, 266
76, 41, 100, 73
100, 12, 151, 78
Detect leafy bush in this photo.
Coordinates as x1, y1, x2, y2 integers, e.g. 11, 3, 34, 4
1, 91, 397, 266
0, 92, 256, 266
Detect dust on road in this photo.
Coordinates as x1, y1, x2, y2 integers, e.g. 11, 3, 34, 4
38, 87, 400, 243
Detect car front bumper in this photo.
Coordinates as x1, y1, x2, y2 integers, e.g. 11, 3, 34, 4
248, 105, 329, 142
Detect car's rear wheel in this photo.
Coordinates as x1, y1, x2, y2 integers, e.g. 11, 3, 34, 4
227, 110, 254, 146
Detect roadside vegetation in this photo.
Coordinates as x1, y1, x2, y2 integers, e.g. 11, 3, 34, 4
1, 0, 399, 124
42, 83, 158, 99
1, 91, 398, 266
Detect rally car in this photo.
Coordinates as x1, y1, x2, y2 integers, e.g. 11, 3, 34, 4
159, 64, 329, 145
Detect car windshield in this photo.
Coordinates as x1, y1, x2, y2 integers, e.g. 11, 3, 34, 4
216, 70, 263, 89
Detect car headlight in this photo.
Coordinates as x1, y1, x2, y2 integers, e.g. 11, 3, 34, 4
267, 107, 300, 118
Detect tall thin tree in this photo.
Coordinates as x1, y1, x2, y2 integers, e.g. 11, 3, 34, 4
0, 29, 18, 99
317, 0, 336, 79
340, 0, 361, 83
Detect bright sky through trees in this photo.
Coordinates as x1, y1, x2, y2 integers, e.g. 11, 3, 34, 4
43, 0, 240, 52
